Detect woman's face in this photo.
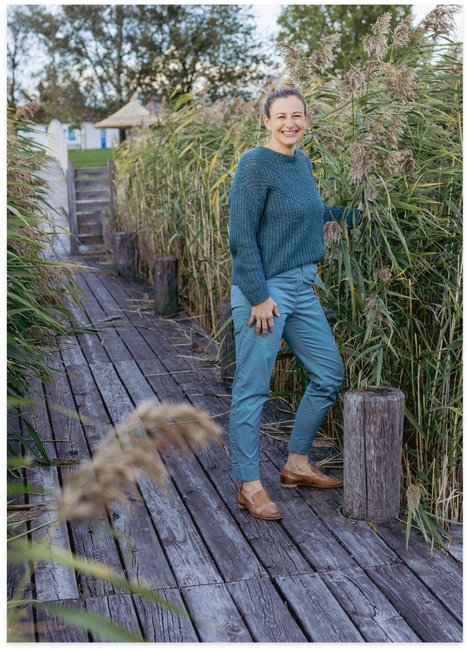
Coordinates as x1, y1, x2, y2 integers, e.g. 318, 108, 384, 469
263, 95, 307, 155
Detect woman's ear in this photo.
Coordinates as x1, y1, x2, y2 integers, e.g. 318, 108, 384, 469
263, 114, 271, 131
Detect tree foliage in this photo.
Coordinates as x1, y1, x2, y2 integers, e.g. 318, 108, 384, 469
8, 4, 271, 122
277, 4, 411, 73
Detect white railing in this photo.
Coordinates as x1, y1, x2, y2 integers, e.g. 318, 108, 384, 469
46, 119, 68, 175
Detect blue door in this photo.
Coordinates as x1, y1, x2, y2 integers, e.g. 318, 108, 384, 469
101, 129, 106, 149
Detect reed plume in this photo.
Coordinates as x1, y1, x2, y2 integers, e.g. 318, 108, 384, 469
58, 401, 222, 522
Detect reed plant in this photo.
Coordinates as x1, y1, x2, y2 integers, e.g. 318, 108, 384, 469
114, 7, 462, 535
6, 104, 87, 460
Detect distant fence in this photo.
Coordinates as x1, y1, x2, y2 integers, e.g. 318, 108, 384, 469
46, 119, 68, 175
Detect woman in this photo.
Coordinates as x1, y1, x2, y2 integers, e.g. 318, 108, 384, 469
228, 79, 362, 520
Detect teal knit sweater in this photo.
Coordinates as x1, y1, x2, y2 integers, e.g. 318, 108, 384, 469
228, 145, 360, 306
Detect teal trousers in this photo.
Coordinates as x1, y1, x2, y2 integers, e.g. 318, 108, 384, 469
229, 263, 344, 481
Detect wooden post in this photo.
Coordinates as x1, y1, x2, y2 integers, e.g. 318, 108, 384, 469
154, 256, 178, 316
104, 159, 117, 253
113, 231, 136, 278
219, 300, 236, 382
343, 387, 405, 523
67, 161, 79, 255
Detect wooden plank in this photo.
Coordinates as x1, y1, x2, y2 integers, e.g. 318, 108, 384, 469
137, 473, 224, 588
63, 363, 176, 590
75, 166, 108, 178
226, 578, 307, 642
35, 599, 89, 642
133, 588, 199, 642
182, 583, 252, 642
77, 233, 104, 246
86, 595, 142, 642
63, 363, 112, 454
82, 271, 162, 361
76, 219, 103, 235
89, 361, 224, 588
274, 573, 364, 642
374, 520, 462, 622
67, 161, 79, 255
76, 179, 110, 191
23, 384, 77, 605
67, 300, 111, 364
27, 465, 79, 601
365, 563, 462, 642
72, 275, 132, 362
58, 334, 88, 367
321, 566, 421, 642
75, 189, 110, 202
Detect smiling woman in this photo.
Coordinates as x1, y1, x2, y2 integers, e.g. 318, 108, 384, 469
227, 78, 363, 520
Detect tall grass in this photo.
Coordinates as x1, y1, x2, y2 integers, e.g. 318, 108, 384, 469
7, 104, 87, 462
114, 8, 462, 533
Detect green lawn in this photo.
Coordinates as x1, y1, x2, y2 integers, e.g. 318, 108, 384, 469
68, 148, 114, 168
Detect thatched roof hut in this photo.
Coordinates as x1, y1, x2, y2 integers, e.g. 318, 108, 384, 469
94, 98, 157, 141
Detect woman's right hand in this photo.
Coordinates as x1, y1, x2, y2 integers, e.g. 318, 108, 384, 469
248, 297, 280, 337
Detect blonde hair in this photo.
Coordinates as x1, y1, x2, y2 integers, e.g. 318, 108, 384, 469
263, 77, 307, 118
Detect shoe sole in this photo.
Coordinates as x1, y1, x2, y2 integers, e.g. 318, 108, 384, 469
237, 502, 283, 520
280, 482, 343, 489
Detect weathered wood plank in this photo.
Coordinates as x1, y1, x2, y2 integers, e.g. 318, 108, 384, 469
226, 578, 307, 642
73, 274, 133, 362
182, 583, 252, 642
365, 563, 462, 642
22, 380, 79, 601
35, 599, 89, 642
75, 189, 110, 203
321, 566, 421, 642
374, 520, 462, 623
132, 589, 199, 642
64, 364, 176, 591
79, 271, 159, 361
138, 473, 224, 588
89, 360, 224, 588
75, 178, 109, 191
67, 299, 111, 364
75, 166, 108, 178
274, 573, 364, 642
27, 465, 79, 602
63, 363, 111, 454
86, 595, 142, 642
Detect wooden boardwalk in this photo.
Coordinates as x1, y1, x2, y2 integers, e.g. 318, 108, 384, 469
8, 255, 463, 643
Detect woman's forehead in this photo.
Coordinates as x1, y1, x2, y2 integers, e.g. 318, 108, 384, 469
270, 95, 305, 114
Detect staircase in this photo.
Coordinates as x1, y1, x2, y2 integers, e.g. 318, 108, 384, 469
67, 160, 116, 254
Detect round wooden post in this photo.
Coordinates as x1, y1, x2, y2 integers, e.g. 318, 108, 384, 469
154, 256, 178, 316
343, 387, 405, 522
113, 231, 136, 278
219, 300, 236, 382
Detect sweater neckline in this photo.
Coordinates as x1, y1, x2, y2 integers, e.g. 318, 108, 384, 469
256, 145, 300, 163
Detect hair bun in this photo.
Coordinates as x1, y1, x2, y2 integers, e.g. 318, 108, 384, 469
276, 77, 296, 90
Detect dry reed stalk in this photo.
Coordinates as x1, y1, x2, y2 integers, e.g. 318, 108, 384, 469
59, 401, 222, 522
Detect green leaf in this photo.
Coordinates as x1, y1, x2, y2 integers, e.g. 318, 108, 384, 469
32, 602, 145, 642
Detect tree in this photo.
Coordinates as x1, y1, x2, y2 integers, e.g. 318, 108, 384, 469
7, 7, 36, 108
277, 4, 412, 74
10, 4, 271, 122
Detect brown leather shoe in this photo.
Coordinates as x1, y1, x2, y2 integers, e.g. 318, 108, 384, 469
280, 465, 343, 489
237, 489, 282, 520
